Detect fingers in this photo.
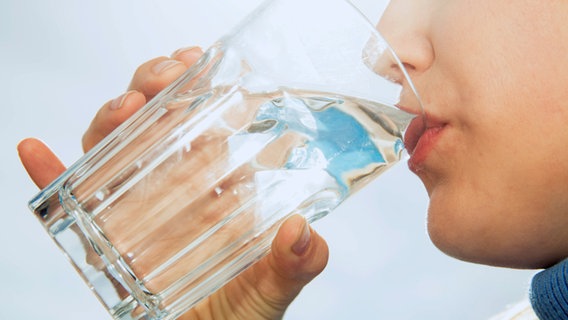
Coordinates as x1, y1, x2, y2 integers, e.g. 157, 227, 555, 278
256, 215, 330, 309
128, 47, 204, 99
82, 47, 204, 152
170, 46, 204, 68
17, 138, 66, 189
270, 215, 329, 281
82, 90, 146, 152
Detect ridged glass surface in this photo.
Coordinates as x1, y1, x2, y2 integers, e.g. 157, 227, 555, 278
27, 0, 422, 318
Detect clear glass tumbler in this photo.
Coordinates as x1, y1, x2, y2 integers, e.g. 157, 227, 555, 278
28, 0, 424, 318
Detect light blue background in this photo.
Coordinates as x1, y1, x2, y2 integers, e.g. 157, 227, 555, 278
1, 1, 535, 319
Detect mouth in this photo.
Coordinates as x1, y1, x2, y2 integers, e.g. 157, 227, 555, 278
404, 115, 447, 172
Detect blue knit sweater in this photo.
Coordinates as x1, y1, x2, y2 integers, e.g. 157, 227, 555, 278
530, 258, 568, 319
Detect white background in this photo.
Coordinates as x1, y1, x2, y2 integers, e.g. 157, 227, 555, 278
1, 0, 535, 319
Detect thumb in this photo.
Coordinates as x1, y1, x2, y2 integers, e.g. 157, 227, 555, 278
257, 215, 329, 309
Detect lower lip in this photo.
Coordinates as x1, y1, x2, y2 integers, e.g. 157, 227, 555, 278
408, 125, 445, 172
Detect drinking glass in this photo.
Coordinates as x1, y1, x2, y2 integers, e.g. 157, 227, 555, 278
28, 0, 424, 318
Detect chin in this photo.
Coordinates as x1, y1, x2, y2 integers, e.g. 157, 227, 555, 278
424, 193, 564, 270
421, 164, 568, 270
427, 220, 565, 270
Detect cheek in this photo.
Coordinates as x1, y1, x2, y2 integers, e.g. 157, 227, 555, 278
424, 119, 568, 268
413, 0, 568, 268
419, 60, 568, 266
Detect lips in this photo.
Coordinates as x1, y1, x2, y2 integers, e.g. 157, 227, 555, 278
403, 116, 426, 154
404, 115, 446, 172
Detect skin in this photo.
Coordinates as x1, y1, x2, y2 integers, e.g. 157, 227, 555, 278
18, 0, 568, 317
18, 47, 329, 320
379, 0, 568, 269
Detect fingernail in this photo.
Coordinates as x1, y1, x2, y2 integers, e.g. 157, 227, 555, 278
110, 92, 127, 110
292, 219, 311, 256
170, 46, 200, 58
152, 60, 182, 75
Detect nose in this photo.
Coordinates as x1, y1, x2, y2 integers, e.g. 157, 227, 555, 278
377, 0, 434, 75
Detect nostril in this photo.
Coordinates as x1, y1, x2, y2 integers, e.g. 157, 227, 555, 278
402, 62, 416, 72
362, 43, 407, 84
386, 63, 405, 84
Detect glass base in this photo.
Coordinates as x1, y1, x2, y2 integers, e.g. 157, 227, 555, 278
33, 189, 160, 319
31, 184, 317, 319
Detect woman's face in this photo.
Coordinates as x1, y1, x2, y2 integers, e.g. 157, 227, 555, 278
379, 0, 568, 269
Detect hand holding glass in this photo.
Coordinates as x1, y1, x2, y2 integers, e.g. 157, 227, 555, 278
28, 0, 423, 318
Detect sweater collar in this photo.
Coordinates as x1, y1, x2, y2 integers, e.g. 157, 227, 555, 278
530, 258, 568, 319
